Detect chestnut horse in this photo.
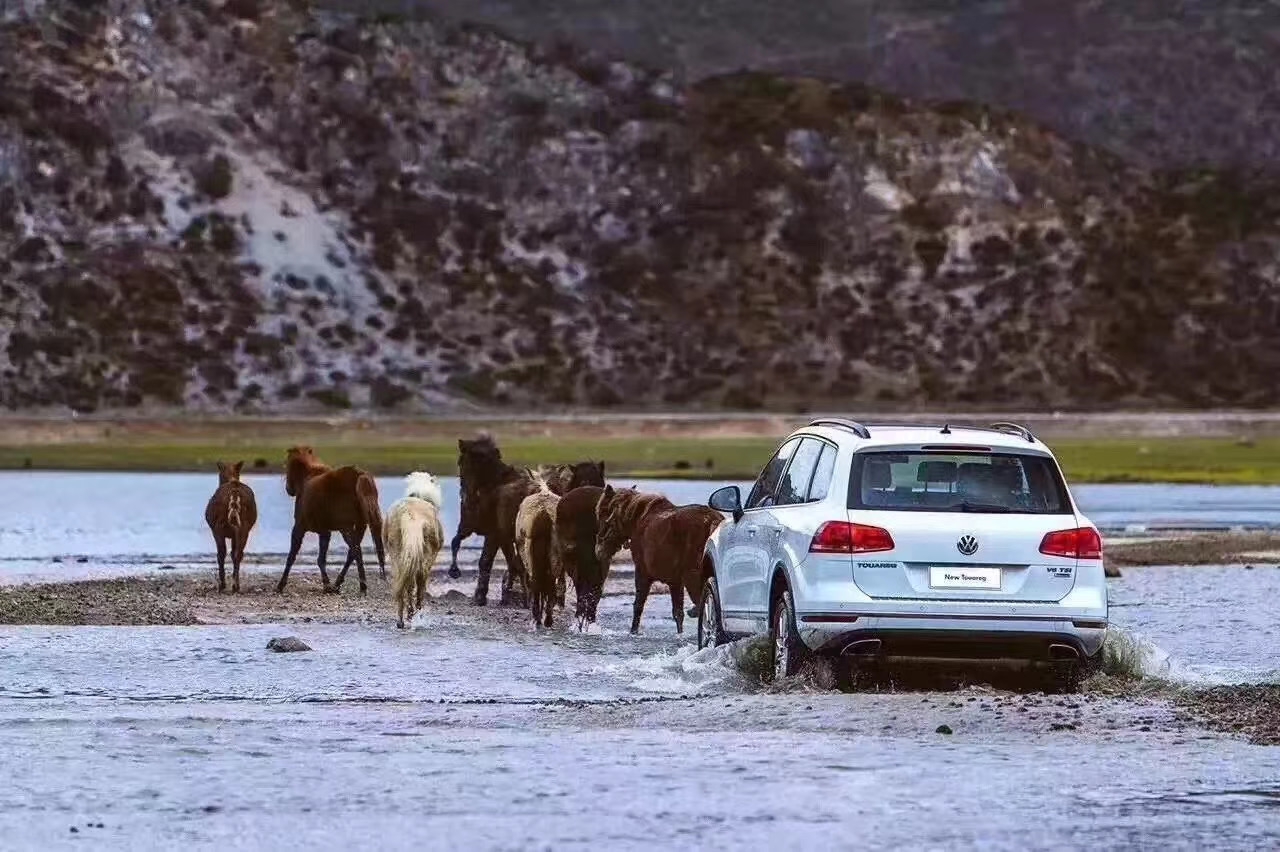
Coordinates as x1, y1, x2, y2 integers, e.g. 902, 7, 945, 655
594, 484, 723, 634
450, 434, 605, 606
204, 460, 258, 593
276, 446, 386, 595
554, 484, 608, 627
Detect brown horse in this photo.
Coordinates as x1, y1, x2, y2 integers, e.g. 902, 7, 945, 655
204, 460, 257, 593
276, 446, 386, 595
555, 484, 608, 627
594, 484, 723, 634
446, 435, 605, 578
450, 434, 605, 606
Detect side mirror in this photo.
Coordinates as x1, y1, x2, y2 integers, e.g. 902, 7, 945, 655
709, 485, 744, 522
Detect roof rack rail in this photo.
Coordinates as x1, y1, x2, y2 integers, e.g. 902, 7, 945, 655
807, 417, 871, 439
987, 421, 1036, 443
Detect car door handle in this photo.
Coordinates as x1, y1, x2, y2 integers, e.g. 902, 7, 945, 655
746, 527, 758, 536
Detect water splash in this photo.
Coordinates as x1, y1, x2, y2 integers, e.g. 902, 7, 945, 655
1099, 626, 1210, 684
585, 635, 774, 695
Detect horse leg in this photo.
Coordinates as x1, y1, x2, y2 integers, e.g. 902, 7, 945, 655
215, 536, 227, 593
369, 520, 387, 581
448, 527, 467, 580
631, 573, 653, 635
349, 526, 369, 595
530, 574, 543, 626
499, 540, 524, 607
474, 538, 498, 606
669, 581, 686, 634
403, 572, 417, 628
555, 567, 566, 610
317, 531, 333, 592
333, 548, 356, 592
231, 531, 246, 594
276, 526, 306, 593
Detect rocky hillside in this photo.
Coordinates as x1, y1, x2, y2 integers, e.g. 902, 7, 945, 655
328, 0, 1280, 173
2, 0, 1279, 413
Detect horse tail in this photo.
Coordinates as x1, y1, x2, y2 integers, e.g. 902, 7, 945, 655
226, 491, 242, 533
357, 473, 387, 575
391, 504, 428, 601
529, 509, 554, 622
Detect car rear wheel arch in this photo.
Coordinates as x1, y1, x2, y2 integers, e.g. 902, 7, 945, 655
701, 554, 716, 586
768, 564, 789, 609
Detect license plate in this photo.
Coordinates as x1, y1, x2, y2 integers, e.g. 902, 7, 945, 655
929, 566, 1001, 590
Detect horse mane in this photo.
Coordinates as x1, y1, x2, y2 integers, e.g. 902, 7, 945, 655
458, 434, 522, 489
284, 445, 330, 497
604, 488, 674, 535
403, 471, 444, 509
530, 468, 555, 496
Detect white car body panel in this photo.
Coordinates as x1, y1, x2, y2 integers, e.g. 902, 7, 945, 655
703, 423, 1109, 662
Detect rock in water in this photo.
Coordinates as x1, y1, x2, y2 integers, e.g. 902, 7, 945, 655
935, 724, 954, 735
266, 637, 311, 653
439, 590, 469, 603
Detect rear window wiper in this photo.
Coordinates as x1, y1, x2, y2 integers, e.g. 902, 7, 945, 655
955, 500, 1014, 513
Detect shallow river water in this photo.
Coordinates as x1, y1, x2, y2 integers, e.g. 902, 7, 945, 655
2, 472, 1280, 581
1, 473, 1278, 850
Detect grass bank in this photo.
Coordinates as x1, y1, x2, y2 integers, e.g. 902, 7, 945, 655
0, 429, 1278, 483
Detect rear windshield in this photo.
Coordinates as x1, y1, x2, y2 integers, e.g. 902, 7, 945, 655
847, 451, 1072, 514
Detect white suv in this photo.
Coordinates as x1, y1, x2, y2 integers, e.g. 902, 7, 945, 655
698, 419, 1107, 689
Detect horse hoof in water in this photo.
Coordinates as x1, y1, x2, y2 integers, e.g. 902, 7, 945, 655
322, 584, 340, 595
448, 565, 462, 580
472, 592, 487, 607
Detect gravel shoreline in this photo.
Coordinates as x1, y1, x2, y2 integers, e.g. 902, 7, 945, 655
1106, 532, 1280, 567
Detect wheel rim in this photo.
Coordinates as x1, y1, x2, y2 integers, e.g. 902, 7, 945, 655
773, 600, 790, 678
699, 585, 718, 648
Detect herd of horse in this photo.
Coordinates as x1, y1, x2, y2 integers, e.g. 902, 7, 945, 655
204, 435, 726, 633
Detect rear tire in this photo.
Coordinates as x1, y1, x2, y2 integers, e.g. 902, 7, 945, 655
766, 588, 807, 683
697, 576, 727, 650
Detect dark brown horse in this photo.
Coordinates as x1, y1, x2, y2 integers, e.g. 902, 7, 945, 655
204, 460, 257, 593
450, 434, 605, 606
276, 446, 386, 595
594, 485, 723, 634
555, 484, 608, 627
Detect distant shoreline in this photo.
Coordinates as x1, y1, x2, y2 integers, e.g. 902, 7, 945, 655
0, 413, 1279, 483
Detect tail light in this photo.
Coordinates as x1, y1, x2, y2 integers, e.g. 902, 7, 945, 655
810, 521, 895, 554
1039, 527, 1103, 559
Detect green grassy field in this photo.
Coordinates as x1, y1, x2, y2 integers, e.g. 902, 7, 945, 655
1, 435, 1278, 483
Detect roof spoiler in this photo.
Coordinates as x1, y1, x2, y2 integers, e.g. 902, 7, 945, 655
807, 418, 871, 439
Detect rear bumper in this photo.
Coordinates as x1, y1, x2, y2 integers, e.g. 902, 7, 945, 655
798, 613, 1107, 661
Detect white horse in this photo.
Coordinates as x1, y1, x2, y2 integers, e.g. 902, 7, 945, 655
383, 472, 446, 629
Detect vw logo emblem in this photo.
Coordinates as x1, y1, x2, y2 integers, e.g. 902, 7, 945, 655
956, 535, 979, 556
